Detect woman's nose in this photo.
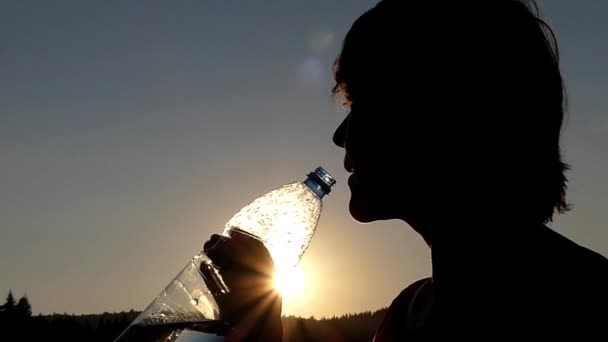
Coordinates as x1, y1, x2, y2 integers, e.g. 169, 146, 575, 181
333, 116, 348, 148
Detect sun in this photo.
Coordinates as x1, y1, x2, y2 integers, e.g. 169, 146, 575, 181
273, 266, 306, 301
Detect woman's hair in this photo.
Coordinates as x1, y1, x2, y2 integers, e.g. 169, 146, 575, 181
332, 0, 570, 223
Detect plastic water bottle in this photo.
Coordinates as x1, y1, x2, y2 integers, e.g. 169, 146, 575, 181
115, 166, 335, 341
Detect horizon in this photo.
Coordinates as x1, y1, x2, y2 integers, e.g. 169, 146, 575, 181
2, 0, 608, 318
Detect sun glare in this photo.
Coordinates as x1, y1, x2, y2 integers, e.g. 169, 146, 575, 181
273, 266, 306, 301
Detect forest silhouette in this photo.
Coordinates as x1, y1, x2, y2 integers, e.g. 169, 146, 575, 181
0, 290, 386, 341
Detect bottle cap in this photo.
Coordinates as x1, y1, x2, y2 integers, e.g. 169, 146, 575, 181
305, 166, 336, 198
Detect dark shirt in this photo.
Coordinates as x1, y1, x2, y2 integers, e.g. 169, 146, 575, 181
373, 278, 433, 341
372, 232, 608, 341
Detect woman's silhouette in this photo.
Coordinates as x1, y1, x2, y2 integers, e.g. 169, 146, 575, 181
205, 1, 608, 340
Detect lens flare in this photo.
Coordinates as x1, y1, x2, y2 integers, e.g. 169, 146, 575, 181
273, 266, 306, 301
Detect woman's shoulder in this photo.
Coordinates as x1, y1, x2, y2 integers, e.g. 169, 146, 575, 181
372, 278, 433, 341
392, 278, 433, 307
543, 225, 608, 274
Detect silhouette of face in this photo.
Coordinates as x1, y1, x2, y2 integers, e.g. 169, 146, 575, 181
330, 4, 461, 227
333, 100, 424, 224
330, 7, 438, 225
334, 110, 377, 223
331, 1, 569, 229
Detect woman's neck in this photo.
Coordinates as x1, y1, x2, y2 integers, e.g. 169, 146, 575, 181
419, 217, 546, 290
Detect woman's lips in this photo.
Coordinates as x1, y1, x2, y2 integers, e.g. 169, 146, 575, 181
348, 173, 357, 187
344, 155, 354, 173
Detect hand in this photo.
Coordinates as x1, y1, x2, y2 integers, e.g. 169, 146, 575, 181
202, 230, 283, 341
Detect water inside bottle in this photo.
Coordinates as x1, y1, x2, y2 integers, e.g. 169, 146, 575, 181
223, 181, 323, 273
115, 253, 226, 341
114, 320, 227, 341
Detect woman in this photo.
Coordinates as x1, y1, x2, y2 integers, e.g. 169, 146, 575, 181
205, 1, 608, 340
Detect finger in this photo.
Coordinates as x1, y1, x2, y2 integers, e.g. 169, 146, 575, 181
229, 232, 274, 265
229, 230, 264, 248
222, 237, 274, 278
205, 236, 233, 267
203, 234, 224, 251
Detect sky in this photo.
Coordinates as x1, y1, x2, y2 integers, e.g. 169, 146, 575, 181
1, 0, 607, 318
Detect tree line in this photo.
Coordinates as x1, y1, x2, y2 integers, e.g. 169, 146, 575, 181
0, 290, 386, 341
0, 290, 136, 341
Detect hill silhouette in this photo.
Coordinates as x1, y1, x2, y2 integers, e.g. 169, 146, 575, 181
0, 290, 387, 341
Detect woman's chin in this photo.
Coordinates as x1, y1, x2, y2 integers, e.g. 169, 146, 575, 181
348, 176, 401, 222
348, 197, 392, 223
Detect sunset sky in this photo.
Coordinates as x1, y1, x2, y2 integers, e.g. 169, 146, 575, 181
1, 0, 607, 318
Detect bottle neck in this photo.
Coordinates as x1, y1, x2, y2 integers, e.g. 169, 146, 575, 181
303, 166, 335, 199
304, 177, 328, 199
